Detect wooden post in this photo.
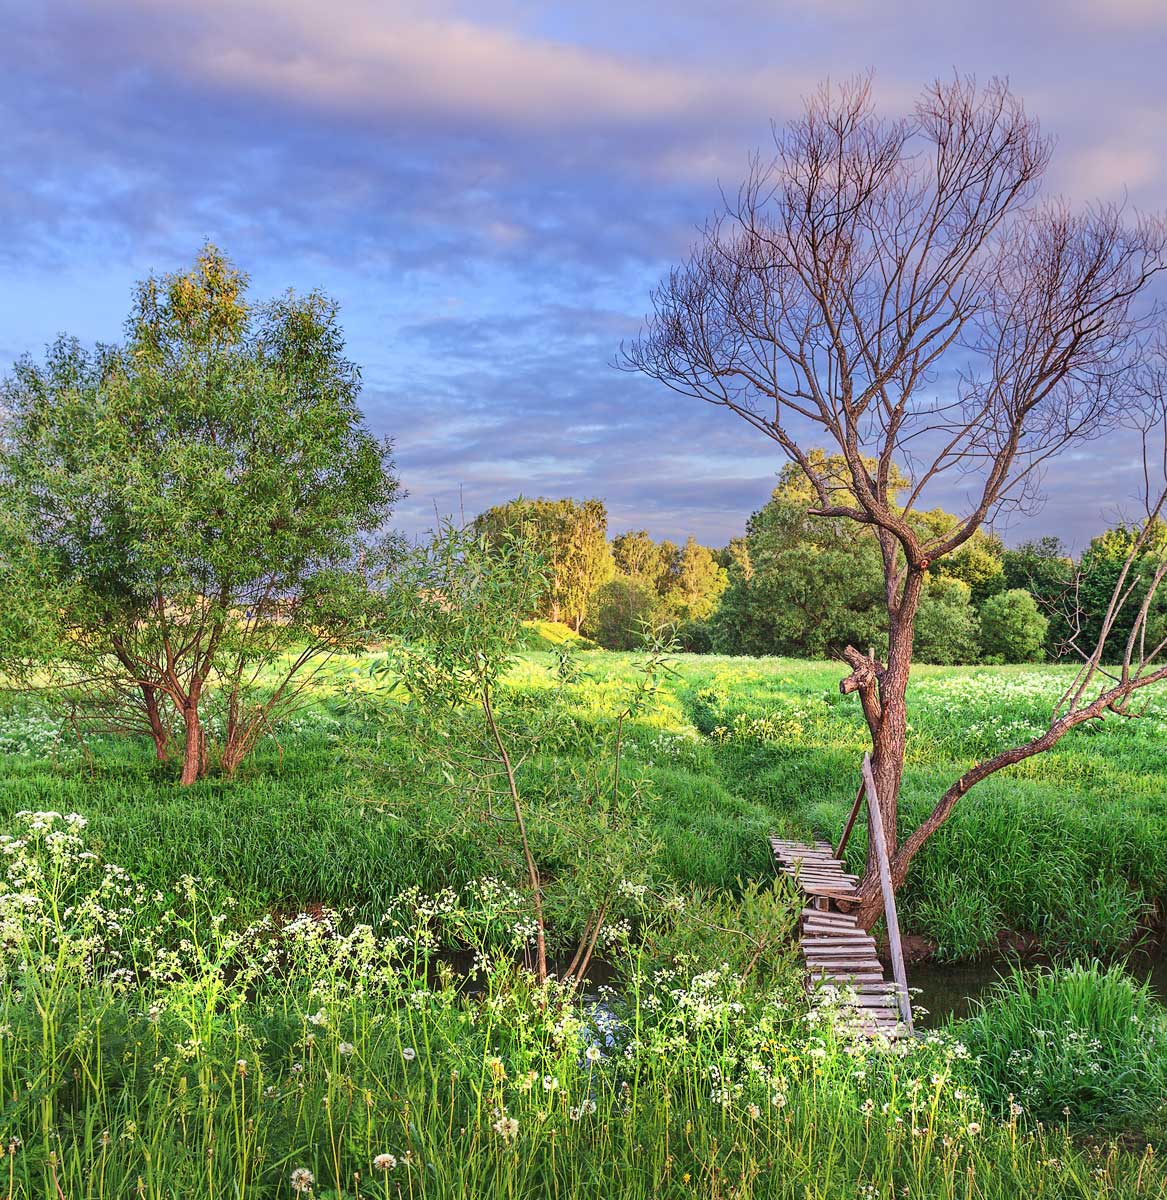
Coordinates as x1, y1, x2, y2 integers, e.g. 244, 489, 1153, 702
860, 753, 914, 1035
834, 779, 865, 859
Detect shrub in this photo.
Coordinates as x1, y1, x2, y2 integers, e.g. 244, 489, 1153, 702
956, 962, 1167, 1131
586, 575, 663, 650
674, 617, 714, 654
979, 589, 1049, 663
914, 576, 981, 664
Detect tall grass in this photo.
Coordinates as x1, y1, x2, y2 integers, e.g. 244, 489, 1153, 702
957, 962, 1167, 1132
3, 653, 1167, 960
0, 812, 1160, 1199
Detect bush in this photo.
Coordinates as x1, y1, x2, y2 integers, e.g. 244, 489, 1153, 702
956, 962, 1167, 1131
585, 575, 663, 650
518, 620, 599, 651
674, 618, 714, 653
915, 576, 981, 664
979, 589, 1048, 663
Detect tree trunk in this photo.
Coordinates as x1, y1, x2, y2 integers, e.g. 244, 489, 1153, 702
844, 568, 924, 931
141, 684, 170, 761
179, 698, 205, 786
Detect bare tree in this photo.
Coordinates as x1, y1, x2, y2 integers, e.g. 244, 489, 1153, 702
621, 75, 1167, 928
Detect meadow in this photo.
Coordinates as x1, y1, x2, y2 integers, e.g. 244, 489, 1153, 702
1, 643, 1166, 1197
4, 645, 1165, 961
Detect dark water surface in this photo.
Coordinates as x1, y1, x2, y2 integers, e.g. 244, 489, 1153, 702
907, 944, 1167, 1028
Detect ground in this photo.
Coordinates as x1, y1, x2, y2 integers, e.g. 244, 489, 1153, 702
1, 649, 1165, 1198
2, 649, 1164, 962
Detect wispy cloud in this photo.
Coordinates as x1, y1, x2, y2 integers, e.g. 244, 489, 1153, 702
1, 0, 1164, 547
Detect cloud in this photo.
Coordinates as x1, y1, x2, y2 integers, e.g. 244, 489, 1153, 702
93, 0, 808, 139
2, 0, 1165, 552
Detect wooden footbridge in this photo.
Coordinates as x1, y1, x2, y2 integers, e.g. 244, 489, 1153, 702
771, 755, 914, 1038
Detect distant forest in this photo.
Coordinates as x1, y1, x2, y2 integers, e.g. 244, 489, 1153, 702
475, 455, 1161, 664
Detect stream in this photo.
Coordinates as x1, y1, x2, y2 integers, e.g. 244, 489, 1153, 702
907, 944, 1167, 1027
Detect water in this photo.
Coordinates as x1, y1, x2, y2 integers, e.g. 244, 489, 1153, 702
907, 945, 1167, 1028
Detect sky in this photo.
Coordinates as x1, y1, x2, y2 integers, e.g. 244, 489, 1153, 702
2, 0, 1165, 551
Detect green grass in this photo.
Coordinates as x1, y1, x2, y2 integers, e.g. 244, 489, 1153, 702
3, 653, 1166, 960
958, 961, 1167, 1133
1, 811, 1163, 1200
3, 656, 1167, 1196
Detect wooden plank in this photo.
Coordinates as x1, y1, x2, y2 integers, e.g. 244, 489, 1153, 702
803, 960, 883, 972
861, 755, 914, 1036
801, 909, 856, 923
835, 778, 866, 859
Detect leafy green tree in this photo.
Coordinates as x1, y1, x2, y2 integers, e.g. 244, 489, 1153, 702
611, 530, 668, 585
979, 589, 1049, 662
1001, 537, 1073, 654
913, 511, 1006, 608
586, 575, 663, 650
380, 521, 671, 984
711, 461, 888, 657
609, 531, 726, 636
475, 497, 613, 631
914, 576, 980, 665
663, 536, 728, 620
1074, 522, 1167, 663
0, 246, 400, 784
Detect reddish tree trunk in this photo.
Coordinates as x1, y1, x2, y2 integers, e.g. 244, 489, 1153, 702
845, 569, 924, 931
179, 696, 205, 786
141, 684, 170, 761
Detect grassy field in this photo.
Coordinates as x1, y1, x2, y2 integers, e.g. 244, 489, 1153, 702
2, 649, 1166, 1197
3, 650, 1164, 961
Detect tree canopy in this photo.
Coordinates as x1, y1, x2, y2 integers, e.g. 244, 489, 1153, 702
0, 245, 400, 782
474, 497, 613, 632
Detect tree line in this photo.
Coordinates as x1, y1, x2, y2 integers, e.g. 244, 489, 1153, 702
475, 472, 1162, 666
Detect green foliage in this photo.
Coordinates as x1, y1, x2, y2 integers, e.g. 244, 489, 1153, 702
0, 245, 399, 778
0, 811, 1158, 1199
474, 497, 613, 631
585, 574, 663, 650
979, 589, 1049, 663
3, 653, 1166, 968
386, 521, 546, 705
958, 963, 1167, 1132
937, 532, 1007, 608
663, 536, 728, 620
600, 532, 726, 648
611, 529, 669, 584
1075, 521, 1167, 663
710, 489, 886, 657
518, 620, 600, 651
914, 576, 981, 665
646, 877, 802, 979
1002, 538, 1073, 655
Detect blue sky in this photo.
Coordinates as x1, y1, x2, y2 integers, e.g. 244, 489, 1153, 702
3, 0, 1165, 549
